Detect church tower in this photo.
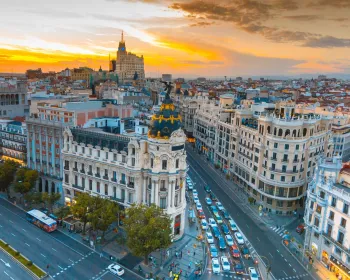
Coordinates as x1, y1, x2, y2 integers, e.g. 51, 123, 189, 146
117, 31, 127, 60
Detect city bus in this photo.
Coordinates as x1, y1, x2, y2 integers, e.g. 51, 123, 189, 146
26, 209, 57, 232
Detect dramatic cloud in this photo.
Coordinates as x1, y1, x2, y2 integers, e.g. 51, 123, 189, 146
303, 36, 350, 48
284, 15, 323, 21
189, 21, 214, 27
309, 0, 350, 8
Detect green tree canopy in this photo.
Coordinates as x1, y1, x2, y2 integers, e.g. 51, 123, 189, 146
70, 193, 92, 234
0, 160, 20, 197
124, 204, 172, 265
42, 192, 61, 213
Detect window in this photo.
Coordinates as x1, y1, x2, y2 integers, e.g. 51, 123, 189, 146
270, 174, 275, 180
327, 224, 333, 236
75, 145, 77, 152
282, 165, 287, 172
162, 160, 167, 170
316, 205, 322, 214
176, 159, 179, 168
97, 182, 100, 193
74, 175, 78, 185
285, 144, 289, 150
338, 231, 345, 245
128, 193, 133, 204
96, 167, 100, 176
89, 148, 92, 155
272, 152, 277, 159
89, 180, 92, 191
151, 158, 154, 168
112, 171, 117, 181
335, 247, 342, 256
89, 165, 92, 174
97, 150, 100, 157
331, 197, 337, 207
283, 154, 288, 161
287, 201, 293, 207
341, 218, 347, 228
277, 200, 283, 207
267, 198, 272, 205
131, 158, 135, 167
82, 147, 85, 154
281, 176, 285, 182
65, 174, 69, 184
320, 191, 325, 199
82, 178, 85, 188
274, 143, 278, 148
104, 184, 108, 195
329, 211, 334, 221
344, 204, 349, 215
291, 176, 295, 182
105, 152, 108, 160
122, 155, 126, 163
296, 144, 299, 150
160, 197, 167, 209
314, 217, 320, 228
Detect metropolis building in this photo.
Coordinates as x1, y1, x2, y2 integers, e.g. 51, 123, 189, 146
62, 92, 187, 238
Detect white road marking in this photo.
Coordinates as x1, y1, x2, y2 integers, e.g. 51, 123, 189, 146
22, 228, 26, 232
293, 269, 297, 272
257, 237, 260, 242
277, 250, 280, 253
4, 271, 9, 276
10, 277, 14, 280
285, 258, 288, 262
36, 238, 41, 242
25, 242, 30, 247
41, 253, 46, 258
246, 224, 249, 228
268, 252, 273, 258
282, 270, 288, 276
52, 248, 57, 252
69, 259, 74, 263
9, 220, 13, 224
11, 233, 15, 237
289, 263, 292, 266
0, 225, 2, 228
58, 265, 64, 270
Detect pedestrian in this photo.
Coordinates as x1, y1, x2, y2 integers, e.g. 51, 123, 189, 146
188, 250, 190, 256
171, 262, 174, 268
193, 251, 196, 257
188, 261, 192, 269
196, 226, 198, 231
175, 251, 178, 258
100, 252, 103, 258
179, 269, 182, 275
169, 271, 172, 278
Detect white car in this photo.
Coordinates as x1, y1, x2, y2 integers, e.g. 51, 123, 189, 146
212, 258, 220, 274
235, 232, 245, 245
187, 182, 193, 190
225, 235, 234, 246
205, 197, 212, 205
249, 267, 259, 280
208, 218, 217, 228
228, 219, 238, 232
220, 256, 230, 272
108, 264, 124, 276
196, 202, 203, 210
193, 189, 198, 196
216, 202, 224, 211
193, 196, 199, 204
201, 219, 208, 230
206, 231, 214, 244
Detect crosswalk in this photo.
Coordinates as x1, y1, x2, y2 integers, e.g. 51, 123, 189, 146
270, 226, 287, 237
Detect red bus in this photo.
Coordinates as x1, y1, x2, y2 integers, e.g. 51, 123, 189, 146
26, 209, 57, 232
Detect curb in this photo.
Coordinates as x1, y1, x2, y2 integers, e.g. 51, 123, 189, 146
281, 241, 317, 280
0, 239, 47, 280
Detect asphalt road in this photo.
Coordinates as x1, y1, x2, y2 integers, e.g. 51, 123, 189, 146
0, 249, 32, 280
186, 146, 311, 280
0, 198, 139, 280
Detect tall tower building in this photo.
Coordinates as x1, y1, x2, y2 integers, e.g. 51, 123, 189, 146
115, 31, 145, 86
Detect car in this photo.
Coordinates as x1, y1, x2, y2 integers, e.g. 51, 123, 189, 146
235, 232, 245, 245
204, 185, 211, 193
241, 246, 250, 259
296, 224, 305, 234
196, 203, 203, 211
216, 202, 224, 211
210, 244, 218, 258
201, 219, 208, 230
206, 232, 214, 244
249, 267, 259, 280
220, 256, 230, 272
205, 197, 212, 205
221, 224, 230, 235
234, 263, 244, 274
193, 189, 198, 196
230, 245, 241, 258
210, 205, 219, 214
187, 182, 193, 190
214, 214, 223, 224
212, 258, 220, 274
219, 207, 226, 215
197, 209, 205, 219
228, 219, 238, 232
210, 193, 218, 201
222, 210, 230, 220
225, 235, 234, 246
218, 236, 226, 250
193, 196, 199, 204
108, 264, 125, 276
208, 218, 217, 228
212, 226, 221, 239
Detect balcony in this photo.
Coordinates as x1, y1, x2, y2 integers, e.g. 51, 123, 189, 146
103, 175, 109, 180
73, 167, 78, 172
64, 165, 69, 171
300, 168, 305, 172
111, 178, 117, 182
270, 157, 277, 162
120, 180, 126, 185
282, 159, 289, 163
80, 169, 85, 174
159, 188, 167, 195
95, 173, 101, 178
127, 183, 135, 189
293, 159, 299, 163
148, 184, 152, 190
72, 184, 84, 190
323, 233, 350, 254
87, 171, 93, 176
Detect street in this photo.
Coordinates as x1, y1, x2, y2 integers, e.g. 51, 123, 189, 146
0, 198, 140, 280
0, 249, 33, 280
186, 146, 311, 280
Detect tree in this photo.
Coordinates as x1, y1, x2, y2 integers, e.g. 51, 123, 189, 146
0, 160, 20, 197
124, 204, 172, 265
54, 206, 71, 219
24, 192, 43, 208
70, 193, 92, 235
14, 169, 39, 203
97, 201, 119, 241
42, 192, 61, 213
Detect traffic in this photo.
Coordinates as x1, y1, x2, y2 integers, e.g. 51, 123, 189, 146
186, 175, 261, 279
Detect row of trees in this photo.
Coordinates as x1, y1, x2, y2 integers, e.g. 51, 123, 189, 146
24, 192, 61, 213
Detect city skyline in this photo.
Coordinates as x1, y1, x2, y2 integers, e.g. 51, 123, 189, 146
1, 0, 350, 77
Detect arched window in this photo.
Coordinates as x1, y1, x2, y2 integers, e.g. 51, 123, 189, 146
274, 127, 277, 135
292, 129, 296, 137
285, 129, 290, 137
303, 128, 307, 137
45, 180, 49, 192
278, 128, 283, 136
51, 182, 55, 193
267, 126, 271, 134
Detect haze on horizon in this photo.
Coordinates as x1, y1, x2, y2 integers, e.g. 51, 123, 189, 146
1, 0, 350, 78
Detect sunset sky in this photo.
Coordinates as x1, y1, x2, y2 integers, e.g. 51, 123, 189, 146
1, 0, 350, 78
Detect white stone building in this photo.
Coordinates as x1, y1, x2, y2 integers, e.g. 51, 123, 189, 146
304, 157, 350, 280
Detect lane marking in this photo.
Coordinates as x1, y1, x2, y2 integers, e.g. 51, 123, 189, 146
293, 269, 297, 272
4, 271, 9, 276
41, 253, 46, 258
36, 238, 41, 242
282, 270, 288, 276
58, 265, 64, 270
25, 242, 30, 247
69, 258, 74, 263
52, 248, 57, 252
268, 252, 273, 258
9, 220, 13, 224
11, 233, 15, 237
22, 229, 26, 232
246, 224, 249, 228
257, 237, 260, 242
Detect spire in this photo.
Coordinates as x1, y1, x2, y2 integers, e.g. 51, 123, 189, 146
121, 31, 124, 42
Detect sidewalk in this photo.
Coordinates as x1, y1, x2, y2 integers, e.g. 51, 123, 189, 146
191, 148, 299, 228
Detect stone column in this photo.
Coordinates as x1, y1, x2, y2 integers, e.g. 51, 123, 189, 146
150, 180, 154, 204
142, 177, 147, 203
154, 180, 159, 206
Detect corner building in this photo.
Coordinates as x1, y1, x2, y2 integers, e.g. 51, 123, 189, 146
62, 94, 187, 239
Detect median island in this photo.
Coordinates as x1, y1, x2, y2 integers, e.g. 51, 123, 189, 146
0, 239, 46, 279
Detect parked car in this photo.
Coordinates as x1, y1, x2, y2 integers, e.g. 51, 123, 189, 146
210, 244, 218, 258
235, 232, 245, 245
196, 202, 202, 211
205, 197, 212, 206
249, 267, 259, 280
208, 218, 217, 228
222, 210, 230, 220
108, 264, 124, 276
221, 224, 230, 235
193, 189, 198, 196
210, 193, 218, 201
193, 196, 200, 204
220, 256, 230, 272
201, 219, 208, 230
214, 213, 223, 224
225, 235, 234, 246
234, 263, 244, 274
216, 202, 224, 211
212, 226, 221, 239
230, 245, 241, 258
197, 209, 205, 219
206, 232, 214, 244
219, 236, 226, 250
212, 258, 220, 274
204, 185, 211, 193
210, 205, 218, 214
241, 246, 250, 259
296, 224, 305, 234
187, 182, 193, 190
228, 219, 238, 231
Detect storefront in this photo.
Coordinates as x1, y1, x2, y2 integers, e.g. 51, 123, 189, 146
311, 242, 318, 256
174, 214, 181, 235
329, 255, 350, 280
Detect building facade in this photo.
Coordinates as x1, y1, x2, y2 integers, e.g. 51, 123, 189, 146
304, 157, 350, 280
71, 67, 93, 88
115, 32, 145, 86
62, 93, 187, 239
